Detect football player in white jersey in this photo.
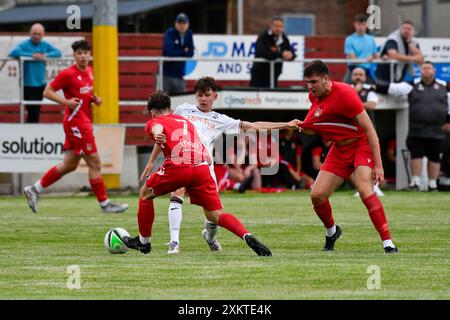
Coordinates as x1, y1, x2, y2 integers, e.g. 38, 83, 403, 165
142, 77, 300, 254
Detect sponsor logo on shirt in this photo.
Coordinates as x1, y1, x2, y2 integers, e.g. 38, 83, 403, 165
80, 86, 92, 94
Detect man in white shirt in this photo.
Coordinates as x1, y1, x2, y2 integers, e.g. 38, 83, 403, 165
142, 77, 300, 254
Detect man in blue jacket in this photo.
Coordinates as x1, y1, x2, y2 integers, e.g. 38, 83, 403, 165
9, 23, 62, 123
162, 13, 194, 95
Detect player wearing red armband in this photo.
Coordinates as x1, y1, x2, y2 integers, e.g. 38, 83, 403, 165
122, 91, 272, 256
23, 40, 128, 214
298, 60, 397, 253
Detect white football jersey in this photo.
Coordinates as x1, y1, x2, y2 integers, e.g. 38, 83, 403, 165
174, 103, 242, 157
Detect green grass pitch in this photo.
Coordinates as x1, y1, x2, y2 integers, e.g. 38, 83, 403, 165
0, 191, 449, 299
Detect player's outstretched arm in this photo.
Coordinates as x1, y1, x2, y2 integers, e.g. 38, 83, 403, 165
355, 111, 384, 185
43, 84, 80, 109
241, 119, 300, 131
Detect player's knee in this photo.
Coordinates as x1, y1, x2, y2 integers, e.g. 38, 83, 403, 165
139, 185, 153, 200
310, 189, 326, 206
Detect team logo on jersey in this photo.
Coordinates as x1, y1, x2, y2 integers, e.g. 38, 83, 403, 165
417, 83, 424, 91
433, 83, 440, 90
314, 107, 323, 118
77, 75, 82, 81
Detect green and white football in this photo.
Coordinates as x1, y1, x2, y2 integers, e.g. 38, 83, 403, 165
104, 227, 130, 254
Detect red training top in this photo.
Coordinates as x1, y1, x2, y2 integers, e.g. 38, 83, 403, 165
302, 81, 366, 143
50, 64, 94, 124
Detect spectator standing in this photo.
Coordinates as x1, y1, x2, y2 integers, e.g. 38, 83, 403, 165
9, 23, 62, 123
351, 68, 379, 128
376, 61, 450, 191
250, 16, 296, 88
162, 13, 194, 95
343, 14, 378, 83
375, 21, 424, 84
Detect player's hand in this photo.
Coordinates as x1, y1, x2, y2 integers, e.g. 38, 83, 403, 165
66, 98, 81, 109
373, 165, 385, 186
140, 162, 154, 182
154, 133, 166, 145
287, 119, 302, 129
92, 95, 102, 106
32, 53, 45, 61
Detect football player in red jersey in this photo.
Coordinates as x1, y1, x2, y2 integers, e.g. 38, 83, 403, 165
122, 91, 272, 256
298, 60, 397, 253
23, 40, 128, 214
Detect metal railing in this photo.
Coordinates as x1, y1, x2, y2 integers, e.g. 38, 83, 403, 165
2, 56, 449, 125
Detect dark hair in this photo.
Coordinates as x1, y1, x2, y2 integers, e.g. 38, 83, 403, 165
72, 40, 90, 52
194, 77, 220, 93
354, 14, 368, 23
402, 20, 414, 26
147, 91, 171, 112
304, 60, 329, 77
423, 60, 434, 66
272, 16, 284, 23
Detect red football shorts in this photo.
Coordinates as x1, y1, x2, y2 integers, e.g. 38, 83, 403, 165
321, 137, 374, 179
146, 162, 223, 211
63, 121, 98, 156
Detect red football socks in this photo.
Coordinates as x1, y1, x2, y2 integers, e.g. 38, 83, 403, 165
138, 199, 155, 237
313, 198, 335, 228
218, 213, 249, 239
40, 166, 63, 188
89, 178, 108, 203
362, 193, 391, 241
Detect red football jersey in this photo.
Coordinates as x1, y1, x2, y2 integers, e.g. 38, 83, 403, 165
145, 113, 211, 166
50, 64, 94, 124
302, 81, 366, 143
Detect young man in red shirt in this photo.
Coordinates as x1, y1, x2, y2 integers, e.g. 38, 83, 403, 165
299, 60, 397, 253
23, 40, 128, 214
122, 91, 272, 256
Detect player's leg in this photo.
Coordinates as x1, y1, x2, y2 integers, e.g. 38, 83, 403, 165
203, 208, 271, 256
167, 188, 186, 254
82, 153, 128, 213
310, 170, 344, 250
122, 184, 155, 254
24, 150, 80, 213
353, 165, 397, 253
201, 164, 222, 250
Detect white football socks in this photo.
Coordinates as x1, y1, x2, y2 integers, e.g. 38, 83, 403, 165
326, 225, 336, 237
382, 239, 395, 248
33, 181, 43, 193
205, 220, 219, 242
168, 201, 183, 243
139, 235, 150, 244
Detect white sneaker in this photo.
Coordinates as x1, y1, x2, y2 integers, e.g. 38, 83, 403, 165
24, 185, 38, 213
201, 229, 222, 251
374, 184, 385, 197
167, 241, 180, 254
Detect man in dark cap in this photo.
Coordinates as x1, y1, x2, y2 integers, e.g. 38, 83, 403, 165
162, 13, 195, 94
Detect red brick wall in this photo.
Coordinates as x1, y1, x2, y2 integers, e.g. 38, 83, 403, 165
243, 0, 368, 36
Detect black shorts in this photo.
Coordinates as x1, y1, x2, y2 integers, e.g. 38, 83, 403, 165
406, 137, 443, 162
